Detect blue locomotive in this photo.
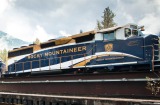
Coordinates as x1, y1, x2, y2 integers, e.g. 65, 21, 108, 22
4, 23, 160, 76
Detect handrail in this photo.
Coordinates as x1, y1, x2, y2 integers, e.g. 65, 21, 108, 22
13, 44, 96, 72
22, 62, 24, 73
39, 60, 41, 71
142, 45, 155, 71
152, 45, 155, 71
31, 61, 32, 72
84, 54, 86, 68
60, 57, 61, 70
14, 44, 157, 73
49, 58, 51, 70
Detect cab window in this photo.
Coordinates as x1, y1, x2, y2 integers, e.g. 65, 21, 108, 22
103, 32, 115, 41
125, 28, 131, 37
132, 29, 138, 36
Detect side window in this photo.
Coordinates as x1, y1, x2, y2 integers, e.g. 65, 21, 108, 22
132, 29, 138, 36
125, 28, 131, 37
103, 32, 115, 41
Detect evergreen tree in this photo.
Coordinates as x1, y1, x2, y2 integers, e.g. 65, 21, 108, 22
97, 7, 116, 30
97, 20, 103, 30
0, 49, 8, 64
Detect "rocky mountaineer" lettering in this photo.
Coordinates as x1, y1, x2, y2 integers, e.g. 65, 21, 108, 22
27, 46, 86, 59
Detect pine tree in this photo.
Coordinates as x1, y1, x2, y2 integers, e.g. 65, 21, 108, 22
97, 20, 103, 30
0, 49, 8, 64
97, 7, 116, 30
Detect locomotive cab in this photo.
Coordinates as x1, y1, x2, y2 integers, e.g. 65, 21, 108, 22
95, 23, 142, 41
116, 24, 139, 39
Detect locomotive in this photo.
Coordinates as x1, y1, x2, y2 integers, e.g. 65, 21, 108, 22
2, 23, 160, 76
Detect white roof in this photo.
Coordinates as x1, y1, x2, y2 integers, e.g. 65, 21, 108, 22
97, 26, 121, 33
96, 23, 137, 33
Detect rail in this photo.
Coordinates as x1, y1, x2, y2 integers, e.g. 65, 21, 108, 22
1, 78, 160, 84
0, 92, 160, 103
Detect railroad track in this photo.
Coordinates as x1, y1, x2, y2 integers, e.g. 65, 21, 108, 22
1, 92, 160, 103
0, 71, 159, 98
0, 71, 159, 82
0, 71, 159, 105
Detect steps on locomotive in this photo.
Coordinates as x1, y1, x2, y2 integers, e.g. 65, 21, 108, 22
153, 60, 160, 70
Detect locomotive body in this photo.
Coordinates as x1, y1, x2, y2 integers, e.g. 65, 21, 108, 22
5, 23, 160, 76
